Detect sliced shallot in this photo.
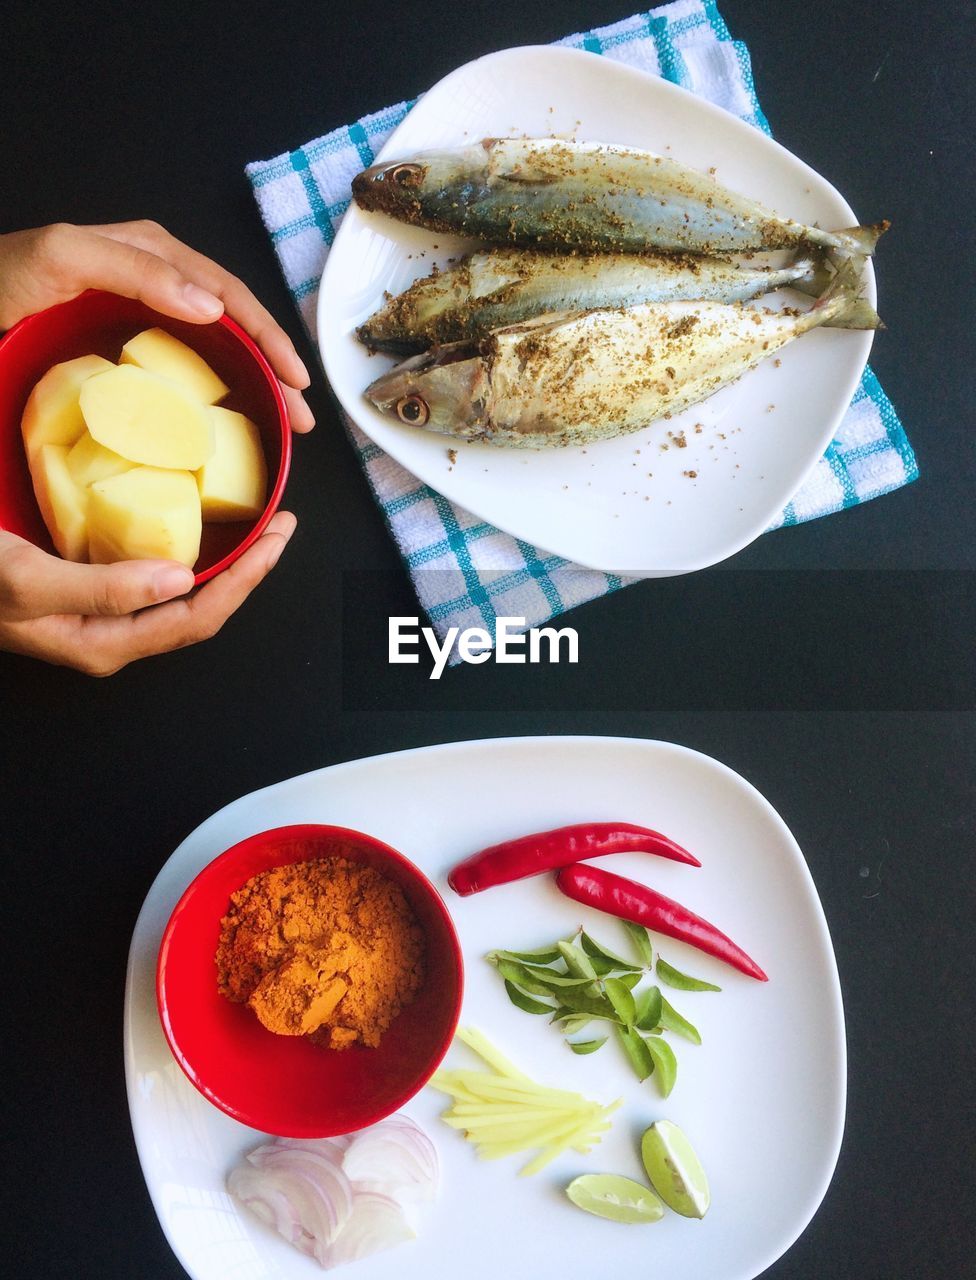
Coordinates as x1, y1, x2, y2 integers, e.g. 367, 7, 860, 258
342, 1116, 438, 1205
323, 1191, 416, 1267
227, 1114, 438, 1270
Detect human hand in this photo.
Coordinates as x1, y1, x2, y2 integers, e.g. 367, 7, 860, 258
0, 513, 296, 676
0, 220, 315, 432
0, 220, 310, 672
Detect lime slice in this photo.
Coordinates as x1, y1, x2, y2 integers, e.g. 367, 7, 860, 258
640, 1120, 710, 1218
566, 1174, 664, 1224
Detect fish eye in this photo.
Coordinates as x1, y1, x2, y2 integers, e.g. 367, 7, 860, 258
388, 163, 424, 187
395, 394, 429, 425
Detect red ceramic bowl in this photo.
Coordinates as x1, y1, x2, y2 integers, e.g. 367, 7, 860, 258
0, 290, 291, 585
157, 824, 464, 1137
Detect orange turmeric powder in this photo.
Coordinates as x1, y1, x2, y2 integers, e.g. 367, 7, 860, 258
216, 857, 425, 1049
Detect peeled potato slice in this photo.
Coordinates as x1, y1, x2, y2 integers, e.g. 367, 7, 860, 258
21, 354, 116, 456
66, 431, 134, 488
87, 466, 202, 568
80, 366, 215, 470
29, 444, 89, 562
120, 327, 228, 405
196, 407, 268, 521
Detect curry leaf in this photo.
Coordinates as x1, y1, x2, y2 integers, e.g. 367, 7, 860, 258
656, 957, 721, 992
568, 1036, 608, 1055
488, 945, 563, 965
520, 966, 602, 989
556, 1014, 596, 1035
557, 940, 599, 981
492, 957, 558, 996
622, 921, 654, 967
644, 1035, 678, 1097
658, 995, 702, 1044
557, 985, 620, 1019
503, 980, 553, 1015
604, 977, 637, 1025
616, 1025, 655, 1081
635, 985, 663, 1031
580, 931, 644, 973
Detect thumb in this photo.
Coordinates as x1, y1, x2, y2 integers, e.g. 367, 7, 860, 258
0, 535, 194, 620
60, 224, 225, 323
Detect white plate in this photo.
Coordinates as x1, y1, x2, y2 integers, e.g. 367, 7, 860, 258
125, 736, 845, 1280
319, 46, 875, 575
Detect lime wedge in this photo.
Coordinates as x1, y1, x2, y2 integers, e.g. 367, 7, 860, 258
566, 1173, 664, 1224
640, 1120, 710, 1218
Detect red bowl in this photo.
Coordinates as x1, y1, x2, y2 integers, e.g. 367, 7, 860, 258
0, 290, 291, 585
157, 825, 464, 1137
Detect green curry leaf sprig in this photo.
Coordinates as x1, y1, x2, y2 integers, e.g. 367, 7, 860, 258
486, 925, 720, 1098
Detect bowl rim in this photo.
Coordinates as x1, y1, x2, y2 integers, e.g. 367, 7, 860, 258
0, 291, 293, 586
155, 822, 465, 1135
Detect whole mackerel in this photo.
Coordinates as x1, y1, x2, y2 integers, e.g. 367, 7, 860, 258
358, 247, 839, 354
364, 258, 877, 449
352, 137, 887, 257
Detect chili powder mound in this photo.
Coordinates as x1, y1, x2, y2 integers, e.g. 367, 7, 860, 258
215, 856, 425, 1050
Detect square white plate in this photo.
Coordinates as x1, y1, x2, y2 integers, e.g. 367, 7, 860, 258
125, 736, 845, 1280
318, 46, 876, 575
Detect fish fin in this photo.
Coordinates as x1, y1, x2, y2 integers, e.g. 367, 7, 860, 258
810, 255, 883, 330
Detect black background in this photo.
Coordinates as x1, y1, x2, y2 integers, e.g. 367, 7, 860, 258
1, 2, 974, 1276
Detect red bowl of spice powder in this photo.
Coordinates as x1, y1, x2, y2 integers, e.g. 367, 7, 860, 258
157, 824, 464, 1137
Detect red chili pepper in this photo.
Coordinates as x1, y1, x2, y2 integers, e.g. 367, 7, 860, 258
555, 863, 768, 981
447, 822, 700, 896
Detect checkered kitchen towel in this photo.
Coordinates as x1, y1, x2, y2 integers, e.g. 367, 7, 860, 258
246, 1, 918, 645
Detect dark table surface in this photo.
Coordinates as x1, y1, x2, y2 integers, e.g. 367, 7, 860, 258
1, 1, 973, 1276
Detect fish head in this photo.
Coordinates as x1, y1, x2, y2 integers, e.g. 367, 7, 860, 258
351, 145, 491, 219
363, 343, 490, 440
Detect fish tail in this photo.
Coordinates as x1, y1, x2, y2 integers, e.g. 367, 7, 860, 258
830, 219, 890, 257
807, 254, 883, 331
790, 248, 834, 298
794, 250, 883, 330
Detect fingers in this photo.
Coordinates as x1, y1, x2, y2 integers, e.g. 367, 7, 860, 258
44, 223, 226, 323
87, 512, 297, 672
93, 221, 312, 392
282, 381, 316, 433
0, 514, 297, 675
0, 532, 194, 622
26, 220, 316, 431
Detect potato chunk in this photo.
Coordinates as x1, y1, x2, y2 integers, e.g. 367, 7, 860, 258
29, 445, 89, 562
21, 354, 116, 456
80, 366, 215, 470
120, 328, 228, 404
66, 431, 134, 488
196, 407, 268, 521
87, 467, 202, 568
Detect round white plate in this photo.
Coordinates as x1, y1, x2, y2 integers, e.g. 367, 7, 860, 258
125, 736, 845, 1280
318, 46, 876, 575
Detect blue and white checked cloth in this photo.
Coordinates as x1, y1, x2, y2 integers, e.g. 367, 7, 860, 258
246, 1, 917, 646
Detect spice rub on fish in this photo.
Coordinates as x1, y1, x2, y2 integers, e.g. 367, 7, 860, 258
357, 247, 839, 355
352, 137, 888, 258
364, 257, 879, 450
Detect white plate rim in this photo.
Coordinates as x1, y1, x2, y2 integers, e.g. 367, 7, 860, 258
124, 735, 847, 1280
317, 45, 875, 575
